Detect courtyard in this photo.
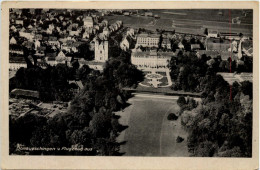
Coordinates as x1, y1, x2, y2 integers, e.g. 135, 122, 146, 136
139, 69, 172, 88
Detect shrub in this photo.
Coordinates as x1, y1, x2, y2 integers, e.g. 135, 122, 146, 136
176, 136, 184, 143
167, 113, 178, 121
177, 96, 186, 107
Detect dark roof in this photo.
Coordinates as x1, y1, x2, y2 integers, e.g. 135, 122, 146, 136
66, 40, 75, 46
9, 44, 23, 51
11, 88, 40, 99
242, 40, 253, 50
162, 38, 171, 44
37, 46, 46, 51
197, 50, 219, 57
23, 41, 34, 48
42, 36, 49, 41
207, 38, 230, 44
137, 33, 160, 38
79, 60, 106, 66
46, 52, 57, 58
9, 56, 27, 63
71, 41, 85, 47
48, 36, 58, 41
207, 42, 230, 51
132, 51, 173, 58
197, 50, 237, 61
47, 58, 56, 61
35, 34, 43, 38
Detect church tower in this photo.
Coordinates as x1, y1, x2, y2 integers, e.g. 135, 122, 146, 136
94, 39, 108, 62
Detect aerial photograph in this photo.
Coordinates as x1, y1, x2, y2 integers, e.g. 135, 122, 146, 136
9, 8, 253, 157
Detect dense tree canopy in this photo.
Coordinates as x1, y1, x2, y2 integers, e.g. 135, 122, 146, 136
168, 48, 253, 157
177, 75, 252, 157
10, 49, 143, 155
11, 64, 74, 102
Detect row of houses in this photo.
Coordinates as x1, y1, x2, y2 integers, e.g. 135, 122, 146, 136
9, 9, 125, 71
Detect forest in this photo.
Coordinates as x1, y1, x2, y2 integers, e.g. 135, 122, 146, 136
9, 50, 144, 155
170, 51, 253, 157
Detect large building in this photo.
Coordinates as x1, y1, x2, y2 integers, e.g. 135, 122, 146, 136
131, 50, 173, 69
45, 51, 72, 66
9, 57, 27, 70
94, 38, 108, 62
83, 16, 94, 28
135, 33, 160, 48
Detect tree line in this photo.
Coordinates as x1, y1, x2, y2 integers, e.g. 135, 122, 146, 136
169, 51, 252, 93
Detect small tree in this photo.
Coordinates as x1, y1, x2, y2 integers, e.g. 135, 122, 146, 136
240, 81, 252, 99
177, 96, 186, 107
204, 28, 208, 35
176, 136, 184, 143
72, 59, 80, 70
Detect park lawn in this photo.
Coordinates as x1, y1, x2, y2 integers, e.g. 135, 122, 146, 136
116, 96, 189, 156
159, 77, 168, 86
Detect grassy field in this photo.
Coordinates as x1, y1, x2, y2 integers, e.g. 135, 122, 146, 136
116, 94, 189, 156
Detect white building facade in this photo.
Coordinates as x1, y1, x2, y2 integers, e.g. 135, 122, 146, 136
135, 33, 160, 48
94, 39, 108, 62
131, 50, 173, 69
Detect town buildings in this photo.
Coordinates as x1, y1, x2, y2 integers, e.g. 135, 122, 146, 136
9, 57, 27, 70
161, 38, 171, 49
8, 9, 253, 77
83, 16, 94, 28
135, 33, 160, 48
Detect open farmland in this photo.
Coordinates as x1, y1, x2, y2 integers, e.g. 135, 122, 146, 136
104, 9, 253, 36
116, 93, 189, 156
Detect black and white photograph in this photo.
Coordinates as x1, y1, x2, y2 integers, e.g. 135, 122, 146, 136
7, 6, 255, 158
1, 1, 259, 169
1, 2, 258, 169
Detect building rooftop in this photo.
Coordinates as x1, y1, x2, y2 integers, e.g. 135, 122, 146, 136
48, 36, 58, 41
197, 50, 219, 57
11, 88, 40, 99
79, 60, 106, 66
206, 42, 230, 51
132, 51, 174, 58
217, 72, 252, 85
242, 40, 253, 50
162, 38, 171, 44
9, 56, 27, 63
83, 16, 93, 22
191, 44, 200, 49
46, 52, 57, 58
197, 50, 237, 61
137, 33, 160, 38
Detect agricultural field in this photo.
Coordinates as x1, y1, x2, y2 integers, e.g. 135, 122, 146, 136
116, 94, 189, 156
104, 9, 253, 36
